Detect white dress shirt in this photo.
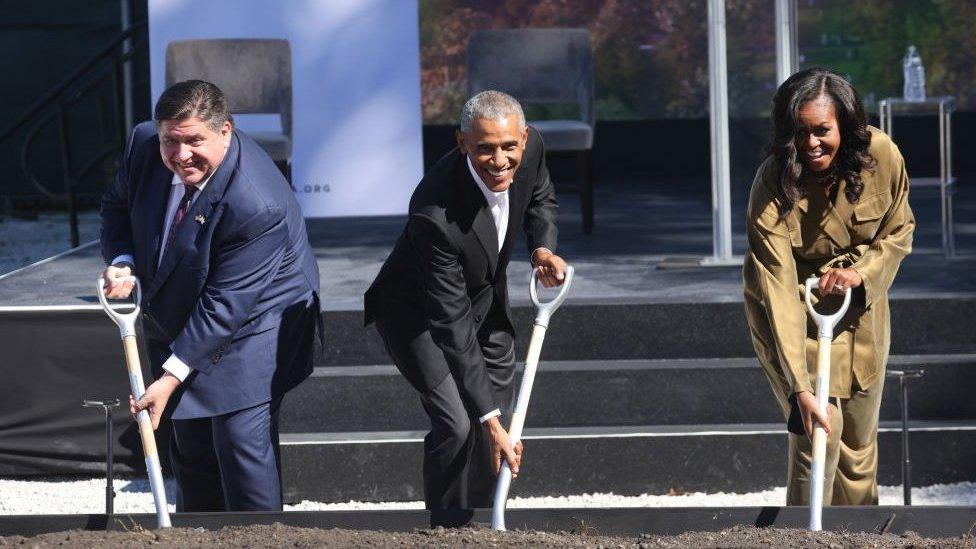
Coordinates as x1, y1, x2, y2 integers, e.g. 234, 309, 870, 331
466, 157, 509, 252
465, 158, 508, 423
158, 173, 210, 266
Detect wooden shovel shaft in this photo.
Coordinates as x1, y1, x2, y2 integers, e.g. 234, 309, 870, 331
123, 336, 159, 460
122, 334, 171, 528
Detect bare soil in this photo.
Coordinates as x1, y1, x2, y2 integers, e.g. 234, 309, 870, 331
0, 523, 971, 548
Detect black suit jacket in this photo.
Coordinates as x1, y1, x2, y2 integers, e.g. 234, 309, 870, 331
364, 127, 557, 416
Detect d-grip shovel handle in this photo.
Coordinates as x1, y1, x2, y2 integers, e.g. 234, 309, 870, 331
804, 277, 851, 339
529, 265, 575, 328
97, 276, 141, 338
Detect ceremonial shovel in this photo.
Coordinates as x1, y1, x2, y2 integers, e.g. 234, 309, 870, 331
97, 276, 172, 528
492, 265, 575, 531
803, 277, 851, 532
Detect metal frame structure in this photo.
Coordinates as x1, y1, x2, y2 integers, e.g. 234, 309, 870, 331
879, 96, 957, 258
702, 0, 739, 267
775, 0, 799, 86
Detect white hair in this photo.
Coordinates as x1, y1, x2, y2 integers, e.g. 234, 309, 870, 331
459, 90, 526, 134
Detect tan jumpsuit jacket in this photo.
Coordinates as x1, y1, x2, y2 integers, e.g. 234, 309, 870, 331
743, 127, 915, 505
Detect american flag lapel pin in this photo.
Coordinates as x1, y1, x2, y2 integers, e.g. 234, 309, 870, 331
194, 214, 206, 225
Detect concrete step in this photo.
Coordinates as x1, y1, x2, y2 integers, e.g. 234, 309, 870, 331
280, 354, 976, 433
320, 297, 976, 366
279, 419, 976, 503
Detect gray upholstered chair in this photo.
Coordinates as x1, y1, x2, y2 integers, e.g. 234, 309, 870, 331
467, 28, 595, 233
165, 39, 293, 180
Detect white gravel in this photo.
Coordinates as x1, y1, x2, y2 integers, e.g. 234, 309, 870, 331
0, 210, 101, 276
1, 477, 973, 515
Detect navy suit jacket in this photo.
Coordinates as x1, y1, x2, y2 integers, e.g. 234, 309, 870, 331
101, 121, 321, 419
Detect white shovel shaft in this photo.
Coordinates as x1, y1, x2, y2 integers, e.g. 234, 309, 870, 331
803, 277, 850, 532
508, 324, 547, 442
491, 462, 514, 530
491, 324, 546, 531
808, 334, 832, 532
492, 265, 575, 531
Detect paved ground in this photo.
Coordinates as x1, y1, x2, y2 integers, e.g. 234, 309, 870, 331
1, 178, 973, 308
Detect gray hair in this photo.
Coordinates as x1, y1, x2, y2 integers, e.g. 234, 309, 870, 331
459, 90, 526, 134
154, 80, 234, 131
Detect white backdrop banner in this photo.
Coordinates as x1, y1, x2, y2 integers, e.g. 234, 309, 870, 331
148, 0, 424, 217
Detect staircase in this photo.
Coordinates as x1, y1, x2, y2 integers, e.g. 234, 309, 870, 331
276, 297, 976, 503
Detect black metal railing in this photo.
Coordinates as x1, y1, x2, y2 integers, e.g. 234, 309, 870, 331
0, 22, 148, 247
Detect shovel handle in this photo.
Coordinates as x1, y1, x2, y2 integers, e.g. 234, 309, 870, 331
529, 264, 575, 328
803, 277, 851, 339
97, 276, 141, 338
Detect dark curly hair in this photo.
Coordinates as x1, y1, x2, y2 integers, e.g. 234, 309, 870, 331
769, 67, 875, 218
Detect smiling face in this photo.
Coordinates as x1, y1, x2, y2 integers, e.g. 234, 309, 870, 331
456, 116, 528, 192
158, 117, 232, 185
795, 95, 841, 174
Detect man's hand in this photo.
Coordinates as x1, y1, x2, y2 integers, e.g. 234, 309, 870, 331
796, 390, 833, 441
532, 249, 567, 288
130, 372, 181, 430
102, 263, 135, 299
486, 416, 520, 478
819, 267, 862, 296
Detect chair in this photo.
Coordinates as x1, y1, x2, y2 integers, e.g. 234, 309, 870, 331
467, 28, 595, 233
165, 39, 293, 180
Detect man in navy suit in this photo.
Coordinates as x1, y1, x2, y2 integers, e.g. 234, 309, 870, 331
100, 80, 321, 512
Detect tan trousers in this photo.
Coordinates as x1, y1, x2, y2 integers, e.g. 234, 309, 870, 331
785, 375, 885, 505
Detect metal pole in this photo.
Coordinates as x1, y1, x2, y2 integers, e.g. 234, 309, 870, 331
901, 375, 912, 505
84, 398, 119, 515
106, 406, 115, 515
939, 100, 948, 258
888, 369, 923, 505
56, 106, 80, 248
774, 0, 798, 85
120, 0, 134, 136
705, 0, 734, 264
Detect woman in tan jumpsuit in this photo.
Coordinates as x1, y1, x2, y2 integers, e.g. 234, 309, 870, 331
743, 68, 915, 505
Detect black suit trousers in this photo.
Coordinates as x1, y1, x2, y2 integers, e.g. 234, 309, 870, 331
374, 302, 516, 515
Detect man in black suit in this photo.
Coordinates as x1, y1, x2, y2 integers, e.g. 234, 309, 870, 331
365, 90, 566, 525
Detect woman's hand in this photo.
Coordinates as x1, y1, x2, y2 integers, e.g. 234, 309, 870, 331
796, 390, 833, 441
819, 268, 862, 295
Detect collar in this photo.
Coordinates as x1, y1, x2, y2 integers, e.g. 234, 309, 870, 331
466, 156, 508, 206
170, 169, 215, 192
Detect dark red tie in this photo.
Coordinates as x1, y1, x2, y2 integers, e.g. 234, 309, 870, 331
162, 184, 198, 257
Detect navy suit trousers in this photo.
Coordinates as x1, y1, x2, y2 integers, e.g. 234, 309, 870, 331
170, 399, 283, 512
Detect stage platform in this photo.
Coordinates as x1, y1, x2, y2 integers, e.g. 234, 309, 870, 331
2, 179, 975, 310
1, 179, 975, 501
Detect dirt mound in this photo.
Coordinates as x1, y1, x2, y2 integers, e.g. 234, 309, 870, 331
0, 523, 969, 548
